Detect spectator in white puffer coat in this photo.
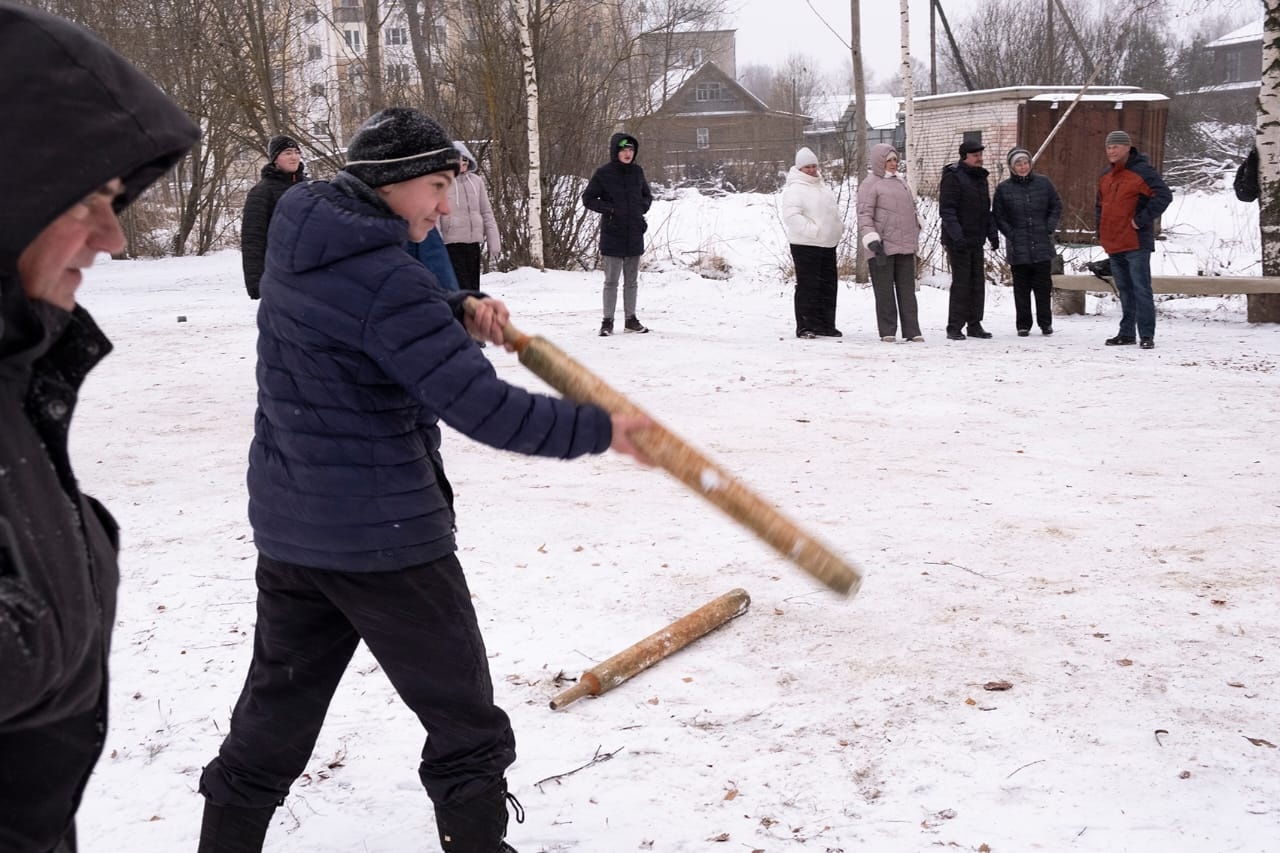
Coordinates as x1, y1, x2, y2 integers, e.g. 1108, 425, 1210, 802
857, 143, 924, 342
439, 140, 500, 291
780, 146, 844, 338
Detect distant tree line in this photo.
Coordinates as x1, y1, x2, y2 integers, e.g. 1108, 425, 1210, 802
22, 0, 726, 267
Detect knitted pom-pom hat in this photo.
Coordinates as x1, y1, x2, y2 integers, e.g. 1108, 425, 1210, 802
342, 107, 460, 187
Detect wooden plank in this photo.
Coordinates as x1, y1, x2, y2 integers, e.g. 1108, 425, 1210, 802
1051, 275, 1280, 295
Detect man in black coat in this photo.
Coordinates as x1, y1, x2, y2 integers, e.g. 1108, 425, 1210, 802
241, 135, 306, 300
582, 132, 653, 335
939, 140, 999, 340
0, 4, 198, 851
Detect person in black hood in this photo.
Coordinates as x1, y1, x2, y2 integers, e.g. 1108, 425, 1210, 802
0, 3, 199, 851
582, 132, 653, 335
241, 135, 307, 300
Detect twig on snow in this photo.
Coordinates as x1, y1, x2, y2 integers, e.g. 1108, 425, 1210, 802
1006, 758, 1046, 778
534, 745, 624, 791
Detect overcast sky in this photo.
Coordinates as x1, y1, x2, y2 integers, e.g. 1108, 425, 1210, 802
728, 0, 1241, 90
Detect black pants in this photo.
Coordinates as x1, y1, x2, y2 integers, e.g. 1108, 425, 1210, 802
945, 246, 986, 333
199, 553, 515, 810
446, 242, 482, 291
790, 243, 838, 334
0, 709, 99, 853
1011, 260, 1053, 331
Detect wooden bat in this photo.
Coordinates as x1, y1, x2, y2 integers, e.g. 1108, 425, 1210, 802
463, 297, 863, 597
549, 588, 751, 710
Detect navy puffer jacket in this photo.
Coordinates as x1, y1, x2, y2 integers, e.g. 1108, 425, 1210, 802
993, 172, 1063, 266
250, 174, 612, 572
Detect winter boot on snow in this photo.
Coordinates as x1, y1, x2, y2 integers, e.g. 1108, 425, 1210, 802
435, 778, 524, 853
599, 317, 614, 336
624, 315, 649, 333
196, 800, 277, 853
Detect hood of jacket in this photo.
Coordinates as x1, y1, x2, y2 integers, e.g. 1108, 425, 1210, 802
0, 3, 199, 359
785, 165, 821, 188
270, 173, 410, 276
454, 140, 477, 170
609, 132, 640, 163
869, 143, 897, 178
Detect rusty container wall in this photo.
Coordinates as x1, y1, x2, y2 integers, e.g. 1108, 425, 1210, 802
1018, 98, 1168, 243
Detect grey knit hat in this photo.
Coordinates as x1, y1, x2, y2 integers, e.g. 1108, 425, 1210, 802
343, 107, 460, 187
1105, 130, 1131, 148
1007, 147, 1031, 169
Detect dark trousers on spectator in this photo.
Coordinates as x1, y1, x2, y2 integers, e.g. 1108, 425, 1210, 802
870, 253, 921, 339
446, 242, 482, 291
199, 553, 515, 811
790, 243, 838, 335
946, 246, 986, 333
1011, 260, 1053, 332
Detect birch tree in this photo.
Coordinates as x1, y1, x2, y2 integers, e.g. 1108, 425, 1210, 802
899, 0, 915, 196
1255, 0, 1280, 322
516, 0, 544, 268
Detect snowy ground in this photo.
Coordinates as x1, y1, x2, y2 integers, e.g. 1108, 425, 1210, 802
71, 187, 1280, 852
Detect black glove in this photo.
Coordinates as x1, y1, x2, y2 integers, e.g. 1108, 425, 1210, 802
989, 235, 999, 251
869, 240, 887, 266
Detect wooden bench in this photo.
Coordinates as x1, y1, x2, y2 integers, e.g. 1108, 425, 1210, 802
1051, 275, 1280, 295
1050, 275, 1280, 320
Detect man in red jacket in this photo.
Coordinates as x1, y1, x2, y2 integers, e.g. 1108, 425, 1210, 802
1096, 129, 1172, 350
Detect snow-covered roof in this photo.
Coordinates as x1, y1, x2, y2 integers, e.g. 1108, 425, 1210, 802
649, 66, 698, 110
1206, 20, 1261, 48
802, 94, 854, 125
834, 93, 902, 132
647, 62, 779, 115
1027, 92, 1169, 103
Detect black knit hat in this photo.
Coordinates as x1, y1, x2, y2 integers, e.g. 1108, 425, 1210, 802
342, 108, 460, 187
268, 135, 300, 163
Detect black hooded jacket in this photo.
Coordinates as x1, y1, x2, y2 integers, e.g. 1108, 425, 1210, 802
241, 160, 308, 299
582, 132, 653, 257
0, 4, 198, 849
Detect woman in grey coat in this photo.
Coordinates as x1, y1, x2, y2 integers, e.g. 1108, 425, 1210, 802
857, 143, 923, 342
993, 146, 1063, 335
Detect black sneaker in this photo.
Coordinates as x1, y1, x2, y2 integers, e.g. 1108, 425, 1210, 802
1017, 329, 1030, 337
599, 318, 613, 337
624, 316, 649, 333
816, 328, 843, 337
797, 329, 817, 339
1139, 337, 1155, 349
1105, 335, 1136, 346
1041, 327, 1054, 336
946, 330, 966, 341
966, 324, 993, 339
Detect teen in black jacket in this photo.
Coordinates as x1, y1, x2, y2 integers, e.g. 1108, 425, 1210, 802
240, 135, 306, 299
582, 132, 653, 335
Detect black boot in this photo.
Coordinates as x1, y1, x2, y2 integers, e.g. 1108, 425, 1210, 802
197, 800, 277, 853
435, 779, 524, 853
